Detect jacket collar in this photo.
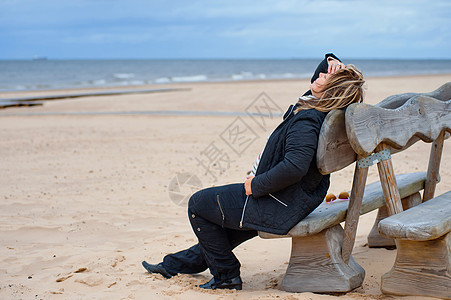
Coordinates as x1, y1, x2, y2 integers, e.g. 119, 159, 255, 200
283, 104, 298, 120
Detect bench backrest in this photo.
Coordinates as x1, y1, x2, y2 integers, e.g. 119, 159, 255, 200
345, 95, 451, 157
316, 82, 451, 174
316, 82, 451, 263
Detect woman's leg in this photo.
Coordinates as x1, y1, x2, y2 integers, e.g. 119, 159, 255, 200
162, 243, 207, 274
162, 229, 257, 275
187, 183, 256, 280
162, 183, 257, 279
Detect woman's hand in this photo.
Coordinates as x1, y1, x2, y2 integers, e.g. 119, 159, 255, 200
244, 175, 255, 195
328, 59, 344, 74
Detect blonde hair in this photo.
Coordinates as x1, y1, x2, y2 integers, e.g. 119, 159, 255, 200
295, 64, 365, 113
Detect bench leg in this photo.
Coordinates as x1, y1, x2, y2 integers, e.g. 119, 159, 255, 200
381, 233, 451, 299
282, 224, 365, 293
367, 205, 395, 248
367, 192, 422, 248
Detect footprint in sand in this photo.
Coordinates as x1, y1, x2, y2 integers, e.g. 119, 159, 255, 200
55, 267, 87, 282
75, 275, 104, 287
56, 274, 73, 282
111, 255, 126, 268
126, 280, 145, 287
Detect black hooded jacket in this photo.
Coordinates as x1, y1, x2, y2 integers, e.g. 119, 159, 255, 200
242, 53, 340, 235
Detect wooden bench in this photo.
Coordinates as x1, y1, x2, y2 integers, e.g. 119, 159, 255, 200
258, 82, 451, 293
378, 191, 451, 298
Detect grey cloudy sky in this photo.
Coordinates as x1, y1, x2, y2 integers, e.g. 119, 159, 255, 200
0, 0, 450, 59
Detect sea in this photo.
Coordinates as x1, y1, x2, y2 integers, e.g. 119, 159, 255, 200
1, 58, 451, 92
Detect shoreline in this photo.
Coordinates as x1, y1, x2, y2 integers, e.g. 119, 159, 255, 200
1, 72, 451, 98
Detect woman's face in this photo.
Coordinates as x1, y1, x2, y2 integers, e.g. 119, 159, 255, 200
310, 72, 330, 98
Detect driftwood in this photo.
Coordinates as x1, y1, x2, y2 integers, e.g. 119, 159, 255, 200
378, 191, 451, 299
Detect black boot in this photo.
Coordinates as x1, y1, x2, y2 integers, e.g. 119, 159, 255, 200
142, 261, 175, 279
198, 276, 242, 290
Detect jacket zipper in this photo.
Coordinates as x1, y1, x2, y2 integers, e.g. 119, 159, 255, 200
217, 194, 225, 227
239, 193, 287, 228
239, 195, 249, 228
269, 193, 288, 207
239, 104, 293, 229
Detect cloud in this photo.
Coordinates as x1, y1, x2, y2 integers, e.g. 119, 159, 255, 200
0, 0, 449, 58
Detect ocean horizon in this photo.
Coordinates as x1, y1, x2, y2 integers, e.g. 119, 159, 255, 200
1, 58, 451, 92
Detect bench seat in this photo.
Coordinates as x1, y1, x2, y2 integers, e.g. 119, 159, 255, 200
379, 190, 451, 241
378, 191, 451, 299
259, 172, 427, 239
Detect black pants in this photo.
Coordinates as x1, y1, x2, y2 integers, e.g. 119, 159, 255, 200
162, 183, 258, 280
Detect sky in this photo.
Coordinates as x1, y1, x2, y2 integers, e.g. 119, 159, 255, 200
0, 0, 450, 60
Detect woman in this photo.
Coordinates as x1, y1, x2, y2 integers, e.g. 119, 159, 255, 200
142, 53, 365, 290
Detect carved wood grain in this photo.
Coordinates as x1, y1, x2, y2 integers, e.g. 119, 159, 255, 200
281, 225, 365, 293
258, 172, 427, 239
317, 82, 451, 173
378, 190, 451, 241
424, 130, 445, 201
316, 109, 356, 174
381, 234, 451, 299
377, 81, 451, 109
367, 192, 422, 248
346, 96, 451, 157
341, 161, 368, 263
259, 82, 451, 295
376, 144, 403, 216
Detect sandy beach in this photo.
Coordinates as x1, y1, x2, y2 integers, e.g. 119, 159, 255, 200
1, 74, 450, 299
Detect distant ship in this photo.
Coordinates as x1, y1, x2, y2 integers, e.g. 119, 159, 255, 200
32, 55, 48, 61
